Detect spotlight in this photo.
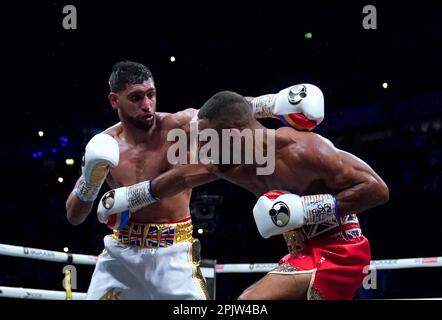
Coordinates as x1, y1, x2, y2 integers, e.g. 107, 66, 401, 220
65, 159, 74, 166
38, 131, 44, 137
58, 177, 64, 183
52, 148, 57, 153
382, 82, 388, 89
170, 56, 176, 62
63, 247, 69, 253
197, 228, 204, 234
305, 32, 313, 40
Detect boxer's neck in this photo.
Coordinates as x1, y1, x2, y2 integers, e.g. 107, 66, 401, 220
121, 114, 158, 145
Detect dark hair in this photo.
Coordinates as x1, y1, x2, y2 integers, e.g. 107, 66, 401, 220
108, 61, 153, 92
198, 91, 253, 129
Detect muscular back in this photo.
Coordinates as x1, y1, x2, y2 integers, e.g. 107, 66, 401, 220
104, 109, 197, 223
215, 126, 388, 215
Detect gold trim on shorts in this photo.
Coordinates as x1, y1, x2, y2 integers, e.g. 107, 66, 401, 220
269, 263, 322, 300
99, 288, 122, 300
188, 238, 210, 300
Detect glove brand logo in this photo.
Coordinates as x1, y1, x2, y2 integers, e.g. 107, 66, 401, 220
269, 201, 290, 227
288, 85, 307, 105
102, 190, 115, 209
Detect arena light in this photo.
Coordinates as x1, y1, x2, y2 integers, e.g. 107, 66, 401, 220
170, 56, 176, 62
38, 131, 44, 137
58, 177, 64, 183
197, 228, 204, 234
65, 159, 75, 166
305, 32, 313, 40
382, 82, 388, 89
63, 247, 69, 253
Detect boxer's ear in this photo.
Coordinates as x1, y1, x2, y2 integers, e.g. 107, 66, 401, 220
108, 92, 119, 110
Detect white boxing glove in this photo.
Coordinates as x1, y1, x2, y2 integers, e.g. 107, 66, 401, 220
97, 180, 158, 229
250, 84, 324, 131
73, 133, 119, 202
253, 190, 339, 239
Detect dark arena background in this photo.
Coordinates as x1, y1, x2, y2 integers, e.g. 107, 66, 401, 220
1, 1, 442, 301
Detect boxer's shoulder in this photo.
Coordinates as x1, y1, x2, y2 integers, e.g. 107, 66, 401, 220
102, 122, 123, 139
275, 128, 337, 166
275, 126, 308, 148
160, 108, 198, 129
276, 127, 331, 148
172, 108, 198, 124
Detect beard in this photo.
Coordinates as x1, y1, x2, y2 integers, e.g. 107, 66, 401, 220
120, 111, 155, 130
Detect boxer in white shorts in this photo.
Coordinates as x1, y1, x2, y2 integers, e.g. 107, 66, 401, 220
86, 217, 207, 300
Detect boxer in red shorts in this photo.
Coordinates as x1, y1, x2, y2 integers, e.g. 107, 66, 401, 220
98, 90, 389, 300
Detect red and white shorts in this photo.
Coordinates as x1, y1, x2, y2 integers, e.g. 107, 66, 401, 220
270, 235, 371, 300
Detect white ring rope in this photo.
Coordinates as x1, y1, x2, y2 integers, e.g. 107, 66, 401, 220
215, 256, 442, 273
0, 286, 87, 300
0, 243, 97, 265
2, 243, 441, 271
1, 243, 442, 300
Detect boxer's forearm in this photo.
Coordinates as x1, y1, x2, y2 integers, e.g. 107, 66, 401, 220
66, 192, 93, 225
312, 142, 390, 216
335, 176, 389, 216
243, 97, 254, 113
151, 165, 218, 199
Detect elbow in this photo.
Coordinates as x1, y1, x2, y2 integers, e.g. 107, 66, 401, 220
372, 178, 390, 206
65, 200, 84, 226
67, 213, 83, 226
66, 208, 79, 226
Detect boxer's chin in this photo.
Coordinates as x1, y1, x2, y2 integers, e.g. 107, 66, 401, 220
131, 114, 155, 130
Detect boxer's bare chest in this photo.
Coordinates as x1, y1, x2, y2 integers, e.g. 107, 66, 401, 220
107, 138, 173, 189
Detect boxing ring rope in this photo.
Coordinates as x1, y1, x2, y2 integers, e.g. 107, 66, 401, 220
215, 256, 442, 273
1, 243, 442, 300
0, 286, 87, 300
0, 243, 97, 265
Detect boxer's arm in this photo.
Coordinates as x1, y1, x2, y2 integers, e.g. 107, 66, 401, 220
66, 178, 94, 225
243, 84, 324, 131
173, 108, 199, 131
285, 131, 389, 216
96, 164, 218, 225
330, 150, 389, 215
66, 133, 119, 225
151, 164, 219, 199
176, 87, 324, 132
